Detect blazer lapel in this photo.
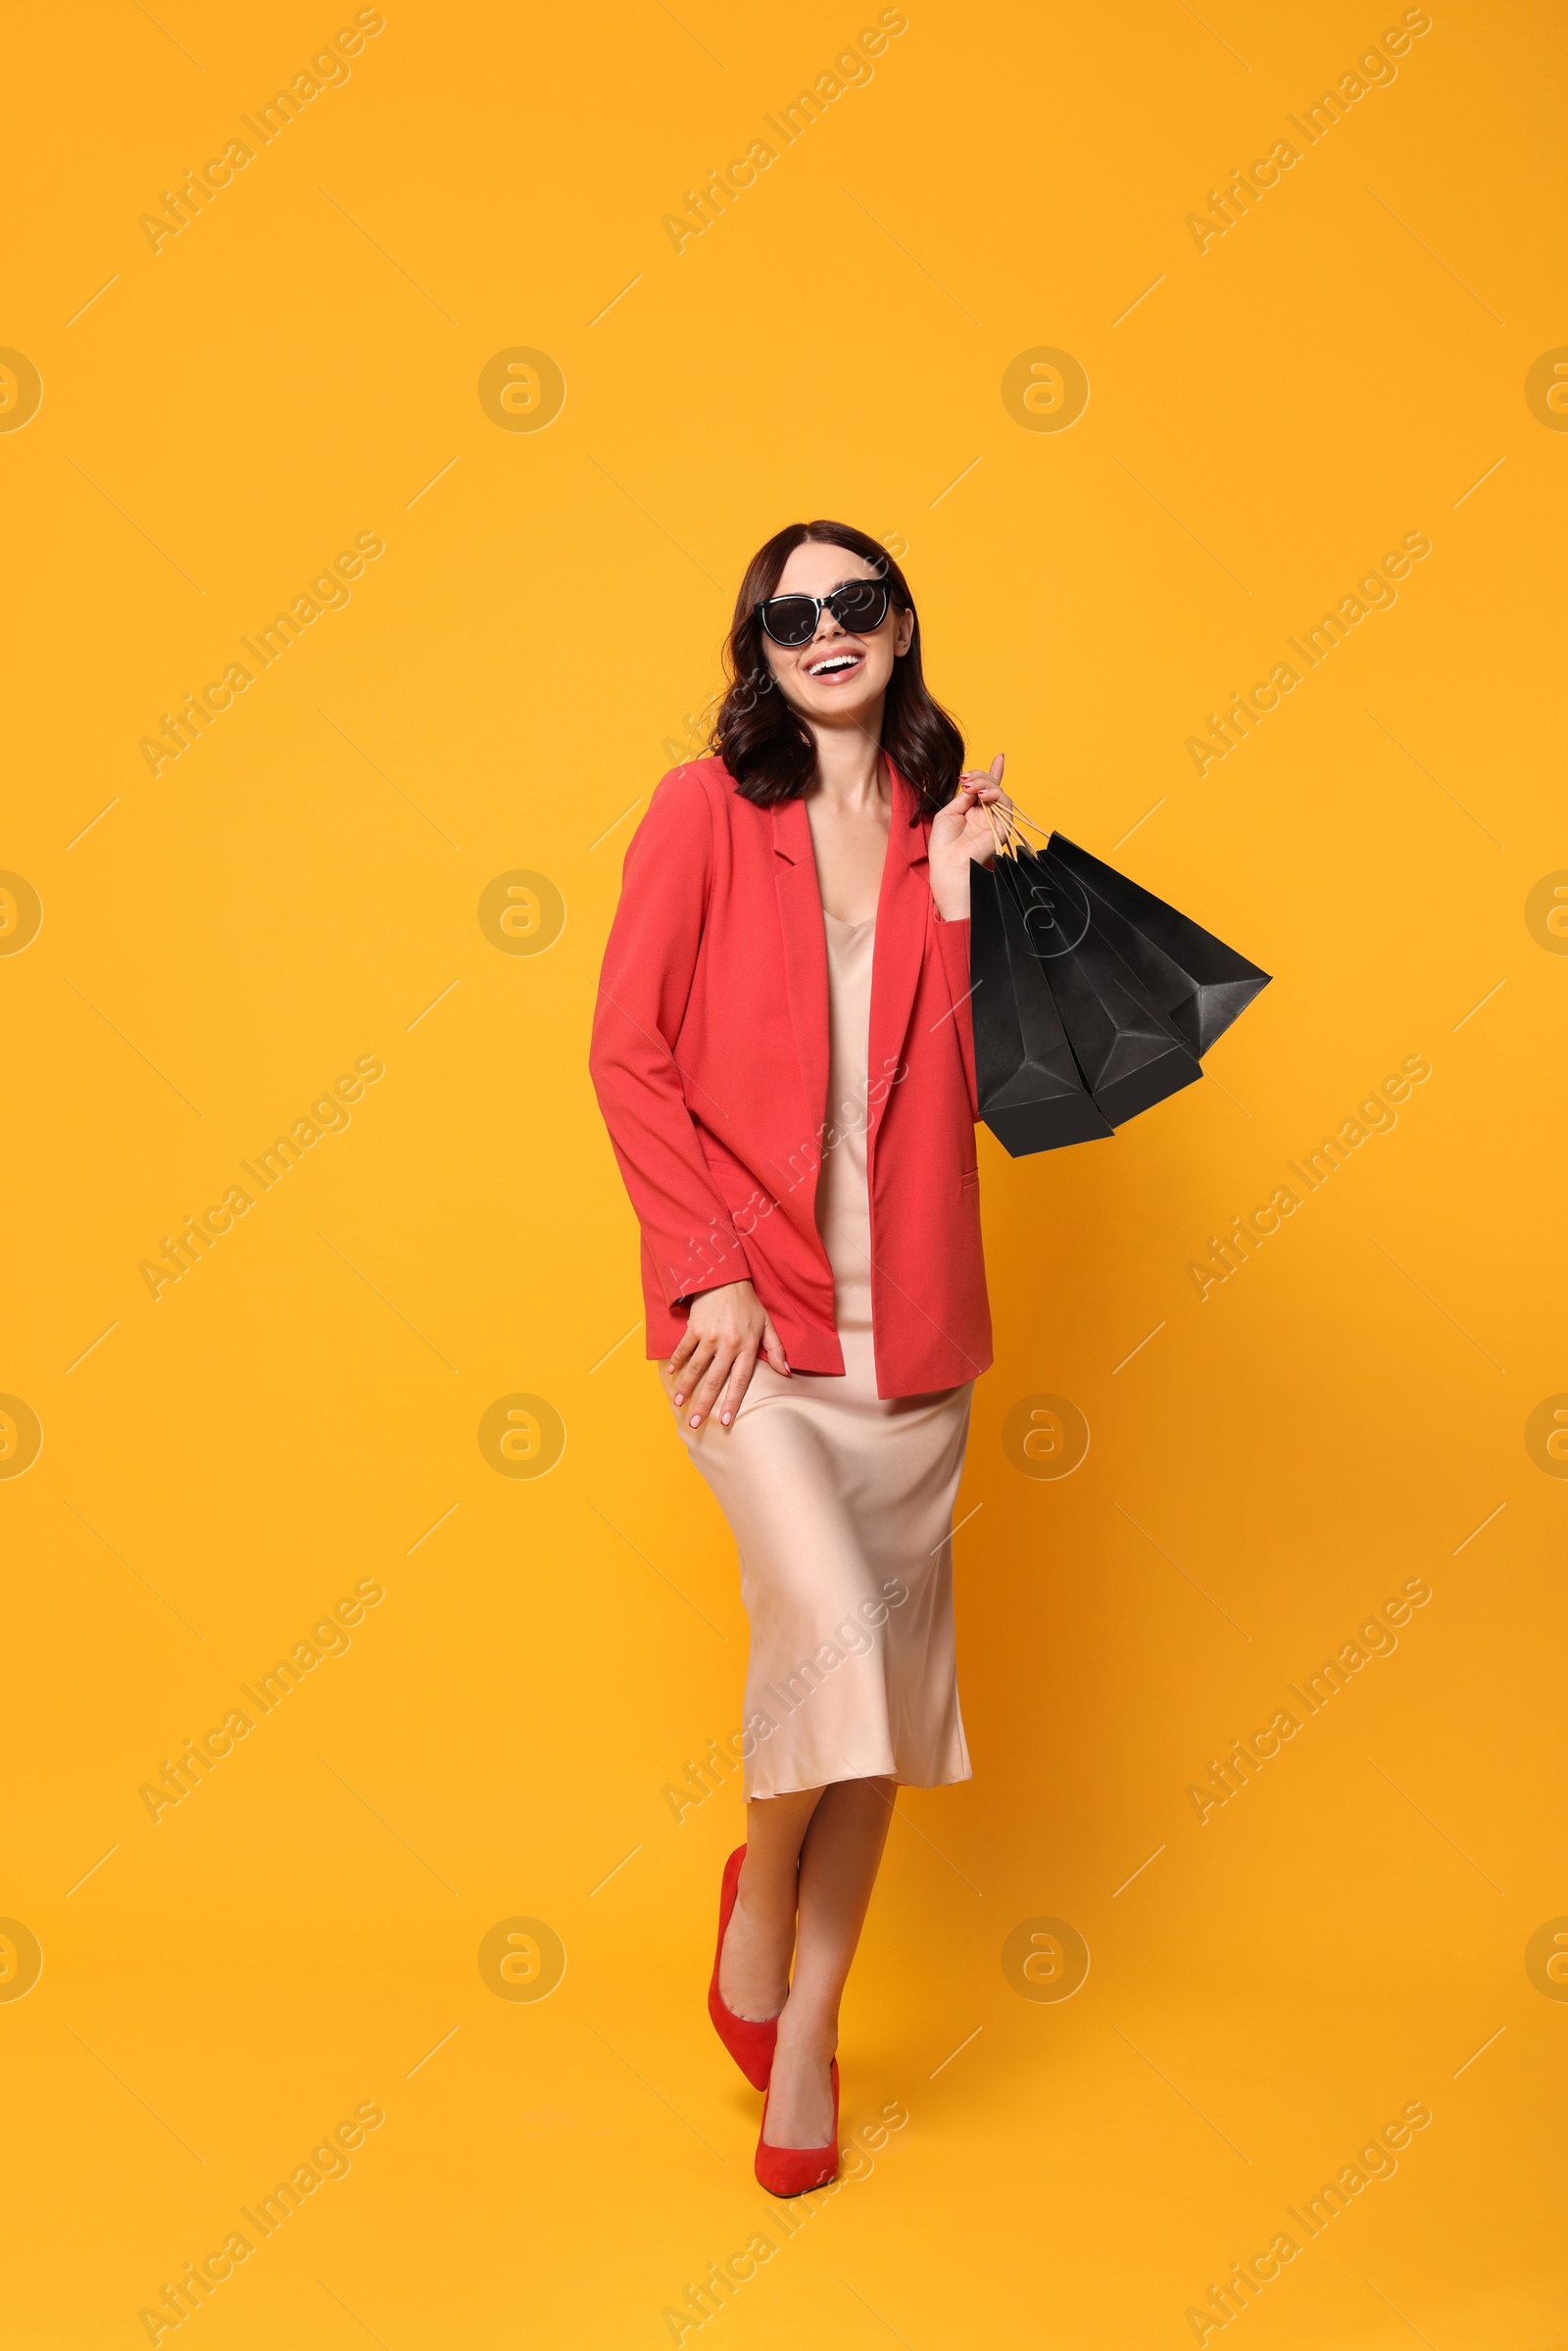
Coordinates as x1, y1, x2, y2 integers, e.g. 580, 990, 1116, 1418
867, 763, 931, 1173
771, 795, 829, 1199
772, 766, 931, 1198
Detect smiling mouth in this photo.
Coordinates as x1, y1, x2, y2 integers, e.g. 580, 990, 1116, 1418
807, 651, 863, 679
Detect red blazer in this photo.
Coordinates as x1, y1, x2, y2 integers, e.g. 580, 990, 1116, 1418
589, 757, 993, 1398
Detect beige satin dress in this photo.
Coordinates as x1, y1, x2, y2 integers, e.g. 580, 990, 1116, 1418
662, 911, 974, 1800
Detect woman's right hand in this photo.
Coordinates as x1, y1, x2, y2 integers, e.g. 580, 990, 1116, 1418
669, 1280, 789, 1429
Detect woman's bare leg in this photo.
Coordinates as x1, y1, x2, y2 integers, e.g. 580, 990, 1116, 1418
763, 1776, 895, 2147
718, 1787, 822, 2022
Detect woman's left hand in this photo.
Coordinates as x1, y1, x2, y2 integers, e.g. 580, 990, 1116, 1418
928, 754, 1012, 922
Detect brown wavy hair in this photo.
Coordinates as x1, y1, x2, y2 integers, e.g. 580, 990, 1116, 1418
709, 520, 965, 818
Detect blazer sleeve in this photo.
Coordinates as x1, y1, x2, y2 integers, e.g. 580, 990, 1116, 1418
933, 914, 978, 1120
589, 772, 754, 1307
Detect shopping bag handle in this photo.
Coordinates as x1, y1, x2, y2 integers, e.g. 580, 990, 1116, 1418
979, 798, 1049, 859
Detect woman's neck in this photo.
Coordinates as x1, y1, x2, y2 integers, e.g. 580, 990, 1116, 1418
807, 705, 889, 813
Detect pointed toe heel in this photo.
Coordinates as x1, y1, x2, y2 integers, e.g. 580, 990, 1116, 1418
755, 2058, 840, 2197
708, 1845, 779, 2092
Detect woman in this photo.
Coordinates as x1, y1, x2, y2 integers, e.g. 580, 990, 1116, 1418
589, 519, 1011, 2194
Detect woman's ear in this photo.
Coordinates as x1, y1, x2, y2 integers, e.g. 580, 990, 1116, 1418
894, 606, 915, 655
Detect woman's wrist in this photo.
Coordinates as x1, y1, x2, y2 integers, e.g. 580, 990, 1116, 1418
929, 861, 971, 922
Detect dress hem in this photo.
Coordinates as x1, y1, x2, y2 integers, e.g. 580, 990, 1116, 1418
745, 1762, 973, 1802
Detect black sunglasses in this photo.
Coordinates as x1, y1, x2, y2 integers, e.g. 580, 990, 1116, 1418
755, 577, 895, 647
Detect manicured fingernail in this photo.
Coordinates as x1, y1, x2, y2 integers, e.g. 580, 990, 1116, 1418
720, 1411, 731, 1425
689, 1414, 701, 1428
673, 1393, 683, 1406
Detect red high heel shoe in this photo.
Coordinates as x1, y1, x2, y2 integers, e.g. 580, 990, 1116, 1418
708, 1845, 779, 2091
756, 2057, 840, 2197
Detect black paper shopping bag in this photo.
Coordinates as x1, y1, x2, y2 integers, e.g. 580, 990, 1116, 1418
968, 857, 1113, 1155
1044, 832, 1271, 1057
994, 850, 1203, 1129
967, 809, 1270, 1157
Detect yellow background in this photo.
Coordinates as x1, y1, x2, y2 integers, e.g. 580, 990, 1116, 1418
5, 0, 1565, 2341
